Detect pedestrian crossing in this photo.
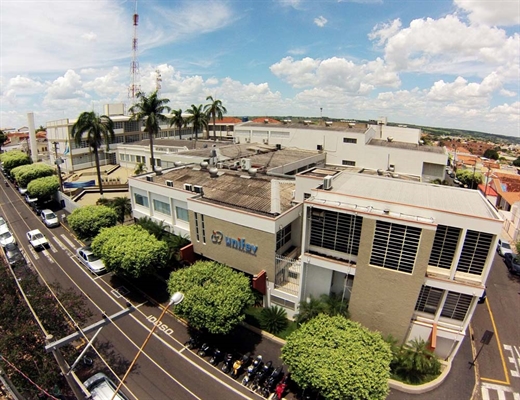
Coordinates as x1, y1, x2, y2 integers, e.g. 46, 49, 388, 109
482, 382, 520, 400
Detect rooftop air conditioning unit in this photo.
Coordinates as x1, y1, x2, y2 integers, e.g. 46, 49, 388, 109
165, 180, 174, 187
234, 137, 240, 144
146, 176, 153, 182
193, 185, 203, 194
264, 119, 269, 124
325, 121, 333, 126
245, 137, 251, 143
183, 183, 193, 191
323, 175, 333, 190
263, 138, 269, 144
241, 158, 252, 170
389, 164, 395, 172
276, 144, 282, 150
216, 162, 223, 169
303, 120, 312, 125
317, 144, 323, 151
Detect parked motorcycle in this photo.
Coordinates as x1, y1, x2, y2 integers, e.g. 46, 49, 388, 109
231, 352, 251, 379
241, 355, 263, 386
272, 374, 289, 400
197, 343, 211, 357
221, 353, 234, 374
209, 348, 223, 366
185, 336, 199, 350
251, 361, 273, 393
261, 366, 284, 398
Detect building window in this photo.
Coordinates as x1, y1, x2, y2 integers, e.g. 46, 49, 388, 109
304, 193, 311, 200
176, 206, 189, 222
153, 199, 171, 215
309, 209, 362, 256
441, 292, 473, 321
456, 230, 493, 275
370, 221, 421, 274
415, 286, 443, 315
343, 138, 357, 144
124, 120, 140, 132
156, 159, 162, 167
134, 193, 149, 208
270, 295, 296, 310
276, 224, 292, 250
114, 121, 124, 129
342, 160, 356, 166
136, 155, 146, 164
194, 213, 200, 242
429, 225, 461, 269
201, 214, 206, 244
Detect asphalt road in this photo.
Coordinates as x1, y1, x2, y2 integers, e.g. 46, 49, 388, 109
1, 182, 272, 400
471, 252, 520, 400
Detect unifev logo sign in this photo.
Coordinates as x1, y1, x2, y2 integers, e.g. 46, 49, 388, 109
211, 230, 258, 255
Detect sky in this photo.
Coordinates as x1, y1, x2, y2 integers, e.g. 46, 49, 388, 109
0, 0, 519, 137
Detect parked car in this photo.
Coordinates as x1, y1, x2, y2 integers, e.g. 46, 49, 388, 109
0, 216, 7, 229
24, 193, 38, 204
3, 243, 24, 265
504, 253, 520, 275
41, 209, 60, 228
83, 373, 129, 400
18, 187, 28, 196
496, 238, 513, 257
0, 227, 16, 247
453, 178, 461, 186
26, 229, 49, 250
77, 246, 106, 274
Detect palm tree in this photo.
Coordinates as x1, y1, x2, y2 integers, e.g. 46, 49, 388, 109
185, 104, 209, 145
320, 292, 350, 319
129, 91, 171, 173
72, 111, 115, 195
134, 162, 147, 175
111, 196, 132, 224
204, 96, 227, 141
295, 296, 326, 325
170, 109, 185, 139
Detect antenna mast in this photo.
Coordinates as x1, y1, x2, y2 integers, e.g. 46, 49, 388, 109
128, 0, 141, 101
155, 69, 162, 93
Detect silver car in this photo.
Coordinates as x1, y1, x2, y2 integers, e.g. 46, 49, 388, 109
0, 227, 16, 247
41, 209, 60, 228
77, 246, 106, 274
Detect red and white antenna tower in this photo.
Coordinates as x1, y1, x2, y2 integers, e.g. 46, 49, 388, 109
128, 0, 141, 101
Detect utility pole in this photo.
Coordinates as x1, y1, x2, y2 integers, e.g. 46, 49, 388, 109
52, 141, 64, 192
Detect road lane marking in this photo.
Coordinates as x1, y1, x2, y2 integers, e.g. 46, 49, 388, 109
481, 382, 520, 400
504, 344, 520, 378
42, 249, 55, 264
135, 301, 147, 308
53, 236, 68, 251
60, 234, 76, 249
481, 299, 510, 385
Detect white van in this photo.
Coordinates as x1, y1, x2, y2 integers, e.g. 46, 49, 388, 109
83, 373, 129, 400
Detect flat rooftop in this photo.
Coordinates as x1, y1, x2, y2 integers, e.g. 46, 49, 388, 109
237, 120, 368, 133
142, 167, 296, 216
368, 139, 446, 154
323, 171, 500, 220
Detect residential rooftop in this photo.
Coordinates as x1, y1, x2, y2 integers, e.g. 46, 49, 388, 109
237, 120, 369, 133
368, 138, 446, 154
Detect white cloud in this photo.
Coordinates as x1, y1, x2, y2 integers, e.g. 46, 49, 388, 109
370, 15, 520, 83
288, 48, 307, 55
314, 16, 328, 28
81, 32, 97, 42
45, 70, 87, 101
454, 0, 520, 26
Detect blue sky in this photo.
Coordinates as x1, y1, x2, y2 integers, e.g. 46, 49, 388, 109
1, 0, 519, 137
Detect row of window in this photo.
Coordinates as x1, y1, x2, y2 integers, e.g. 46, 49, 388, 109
194, 213, 206, 244
134, 193, 189, 221
415, 285, 473, 321
308, 208, 493, 276
276, 225, 292, 250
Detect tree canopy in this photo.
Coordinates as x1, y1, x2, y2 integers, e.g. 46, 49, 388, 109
67, 205, 117, 241
27, 175, 59, 199
185, 104, 209, 141
483, 148, 499, 160
282, 314, 392, 400
455, 169, 482, 188
0, 150, 32, 174
72, 111, 115, 195
11, 163, 55, 188
91, 225, 168, 278
167, 261, 254, 334
204, 96, 227, 140
96, 196, 132, 224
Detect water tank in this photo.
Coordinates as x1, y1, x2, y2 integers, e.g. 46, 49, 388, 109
174, 161, 183, 167
248, 168, 258, 177
200, 161, 209, 169
209, 168, 218, 177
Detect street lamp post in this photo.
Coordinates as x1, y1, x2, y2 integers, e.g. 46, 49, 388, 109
111, 292, 184, 400
52, 141, 64, 192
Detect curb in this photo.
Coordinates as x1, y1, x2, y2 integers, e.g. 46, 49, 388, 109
388, 359, 451, 394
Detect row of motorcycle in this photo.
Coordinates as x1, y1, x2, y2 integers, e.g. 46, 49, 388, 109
186, 336, 289, 399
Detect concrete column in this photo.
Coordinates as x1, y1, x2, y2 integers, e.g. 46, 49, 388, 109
27, 112, 38, 162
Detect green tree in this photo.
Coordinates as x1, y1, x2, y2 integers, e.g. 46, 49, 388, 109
204, 96, 227, 140
282, 314, 392, 400
259, 306, 288, 334
294, 295, 326, 325
483, 148, 499, 160
0, 130, 7, 153
456, 169, 482, 188
393, 339, 441, 384
185, 104, 208, 142
162, 232, 190, 265
134, 162, 147, 175
170, 108, 185, 138
513, 157, 520, 167
167, 261, 254, 334
96, 196, 132, 224
129, 90, 171, 173
0, 150, 32, 175
67, 205, 117, 241
27, 175, 59, 199
430, 178, 449, 185
11, 163, 55, 188
136, 216, 168, 240
72, 111, 115, 195
0, 259, 92, 398
320, 292, 350, 319
91, 225, 168, 278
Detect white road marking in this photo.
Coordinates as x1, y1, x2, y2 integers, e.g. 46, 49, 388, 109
42, 249, 55, 264
482, 382, 520, 400
53, 236, 68, 251
28, 246, 39, 260
60, 234, 76, 249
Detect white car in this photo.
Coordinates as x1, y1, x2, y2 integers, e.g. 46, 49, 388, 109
0, 216, 7, 229
18, 187, 28, 196
41, 209, 60, 228
497, 238, 513, 257
0, 227, 16, 247
26, 229, 49, 250
77, 246, 106, 274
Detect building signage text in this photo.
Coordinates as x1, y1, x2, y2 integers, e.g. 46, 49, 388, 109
211, 230, 258, 255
